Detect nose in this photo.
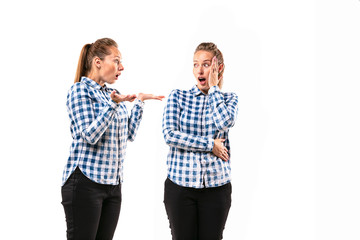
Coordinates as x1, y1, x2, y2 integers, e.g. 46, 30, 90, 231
118, 63, 124, 71
197, 66, 204, 74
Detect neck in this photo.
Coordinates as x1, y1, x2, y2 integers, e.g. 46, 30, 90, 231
197, 84, 209, 95
87, 71, 105, 86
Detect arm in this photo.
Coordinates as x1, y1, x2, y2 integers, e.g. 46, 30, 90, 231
127, 99, 144, 142
127, 93, 164, 142
162, 90, 214, 152
208, 86, 239, 131
67, 83, 119, 145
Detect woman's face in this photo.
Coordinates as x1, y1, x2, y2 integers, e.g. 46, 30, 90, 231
98, 47, 124, 85
193, 50, 214, 94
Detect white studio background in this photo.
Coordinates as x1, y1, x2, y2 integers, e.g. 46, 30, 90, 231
0, 0, 358, 239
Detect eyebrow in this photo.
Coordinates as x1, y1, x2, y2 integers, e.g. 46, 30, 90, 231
193, 59, 212, 62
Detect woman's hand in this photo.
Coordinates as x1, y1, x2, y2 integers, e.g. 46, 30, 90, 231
137, 93, 165, 102
212, 139, 229, 161
110, 91, 137, 103
209, 56, 219, 88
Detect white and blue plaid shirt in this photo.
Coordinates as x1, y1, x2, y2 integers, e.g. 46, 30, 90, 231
62, 77, 144, 185
162, 85, 238, 188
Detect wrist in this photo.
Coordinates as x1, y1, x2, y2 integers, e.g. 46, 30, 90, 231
137, 93, 144, 102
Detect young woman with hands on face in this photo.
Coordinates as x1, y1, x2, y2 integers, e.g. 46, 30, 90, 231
162, 42, 239, 240
61, 38, 164, 240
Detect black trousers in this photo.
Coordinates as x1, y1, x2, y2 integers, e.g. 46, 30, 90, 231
61, 167, 122, 240
164, 178, 232, 240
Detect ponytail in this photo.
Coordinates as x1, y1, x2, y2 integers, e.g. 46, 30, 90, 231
74, 44, 92, 83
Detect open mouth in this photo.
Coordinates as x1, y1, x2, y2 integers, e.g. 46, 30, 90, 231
198, 77, 206, 84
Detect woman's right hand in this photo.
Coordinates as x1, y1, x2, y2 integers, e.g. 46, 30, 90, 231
212, 139, 229, 161
137, 93, 165, 102
110, 91, 137, 103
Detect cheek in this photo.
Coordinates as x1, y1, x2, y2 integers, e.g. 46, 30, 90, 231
204, 69, 210, 77
106, 65, 116, 74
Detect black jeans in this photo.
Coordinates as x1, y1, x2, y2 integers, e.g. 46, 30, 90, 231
61, 167, 122, 240
164, 178, 232, 240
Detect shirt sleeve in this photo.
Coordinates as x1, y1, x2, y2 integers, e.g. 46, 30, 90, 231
162, 90, 214, 152
127, 99, 144, 142
67, 83, 120, 145
208, 86, 239, 131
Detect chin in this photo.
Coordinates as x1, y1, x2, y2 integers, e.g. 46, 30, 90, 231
197, 85, 209, 93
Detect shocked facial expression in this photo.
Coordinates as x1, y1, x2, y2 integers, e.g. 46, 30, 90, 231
193, 50, 214, 94
98, 46, 124, 85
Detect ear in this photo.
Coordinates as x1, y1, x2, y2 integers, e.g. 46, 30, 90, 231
93, 57, 101, 69
218, 63, 224, 73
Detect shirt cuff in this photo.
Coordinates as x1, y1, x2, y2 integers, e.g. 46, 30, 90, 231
208, 138, 215, 152
208, 86, 220, 94
134, 98, 145, 108
109, 100, 120, 110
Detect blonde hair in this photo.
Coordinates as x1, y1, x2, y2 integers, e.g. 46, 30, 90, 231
74, 38, 118, 83
195, 42, 225, 89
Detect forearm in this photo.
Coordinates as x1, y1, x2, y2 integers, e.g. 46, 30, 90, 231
127, 99, 144, 142
208, 86, 238, 131
163, 128, 214, 152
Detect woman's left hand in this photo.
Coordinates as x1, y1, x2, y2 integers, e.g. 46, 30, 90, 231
209, 56, 220, 88
212, 139, 229, 161
111, 91, 137, 103
137, 93, 165, 102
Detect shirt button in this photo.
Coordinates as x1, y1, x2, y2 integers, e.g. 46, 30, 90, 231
201, 160, 206, 164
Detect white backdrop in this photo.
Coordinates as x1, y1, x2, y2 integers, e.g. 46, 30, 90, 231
0, 0, 359, 239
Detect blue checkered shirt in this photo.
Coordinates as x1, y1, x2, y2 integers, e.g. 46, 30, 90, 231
62, 77, 144, 185
162, 85, 238, 188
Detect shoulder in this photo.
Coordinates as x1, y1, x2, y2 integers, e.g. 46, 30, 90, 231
219, 90, 238, 104
67, 82, 92, 100
69, 81, 89, 92
210, 86, 237, 99
167, 88, 191, 100
169, 88, 189, 96
165, 89, 192, 110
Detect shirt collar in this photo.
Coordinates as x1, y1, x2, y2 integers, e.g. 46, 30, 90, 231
101, 84, 111, 92
81, 76, 102, 90
81, 76, 111, 92
191, 85, 205, 96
